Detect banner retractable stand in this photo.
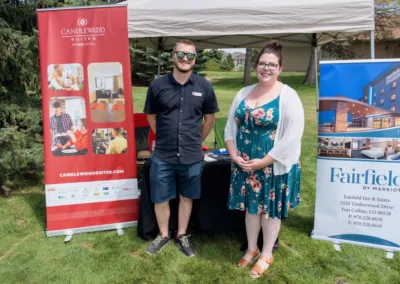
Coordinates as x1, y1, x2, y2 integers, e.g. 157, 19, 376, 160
37, 4, 138, 237
312, 59, 400, 259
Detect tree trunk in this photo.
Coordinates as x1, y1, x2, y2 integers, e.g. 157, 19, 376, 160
303, 46, 317, 84
242, 48, 252, 85
304, 33, 319, 85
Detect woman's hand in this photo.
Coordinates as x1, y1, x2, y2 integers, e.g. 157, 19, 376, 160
232, 155, 247, 168
245, 158, 267, 171
232, 156, 253, 172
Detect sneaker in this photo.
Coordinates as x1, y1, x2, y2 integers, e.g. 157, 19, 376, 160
147, 233, 170, 255
175, 234, 196, 258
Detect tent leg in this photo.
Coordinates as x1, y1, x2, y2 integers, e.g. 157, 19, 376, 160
370, 30, 375, 59
315, 46, 320, 112
157, 51, 161, 76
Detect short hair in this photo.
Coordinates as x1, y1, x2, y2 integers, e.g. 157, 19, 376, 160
53, 101, 61, 108
113, 128, 122, 134
173, 39, 197, 52
80, 118, 86, 128
255, 40, 284, 68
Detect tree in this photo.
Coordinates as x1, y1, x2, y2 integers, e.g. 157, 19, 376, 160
303, 34, 318, 84
130, 46, 208, 84
242, 48, 252, 84
219, 54, 234, 71
303, 1, 400, 84
203, 49, 224, 62
0, 0, 115, 189
130, 46, 173, 84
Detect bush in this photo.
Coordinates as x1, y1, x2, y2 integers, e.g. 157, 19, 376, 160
205, 59, 221, 71
0, 102, 43, 185
220, 54, 234, 71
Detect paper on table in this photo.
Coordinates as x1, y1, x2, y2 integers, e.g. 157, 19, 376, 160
204, 153, 217, 162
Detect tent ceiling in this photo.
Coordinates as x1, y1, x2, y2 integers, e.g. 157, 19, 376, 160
127, 0, 375, 49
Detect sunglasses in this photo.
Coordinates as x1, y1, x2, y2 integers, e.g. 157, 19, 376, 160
173, 51, 196, 61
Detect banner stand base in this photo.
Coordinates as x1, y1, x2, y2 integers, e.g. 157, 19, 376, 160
386, 251, 394, 260
311, 232, 400, 260
64, 234, 73, 243
47, 221, 137, 238
333, 244, 341, 252
117, 228, 124, 236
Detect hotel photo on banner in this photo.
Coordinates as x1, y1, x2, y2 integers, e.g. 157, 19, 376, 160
312, 59, 400, 258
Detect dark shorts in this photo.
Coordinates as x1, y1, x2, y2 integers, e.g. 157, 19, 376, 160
150, 153, 203, 203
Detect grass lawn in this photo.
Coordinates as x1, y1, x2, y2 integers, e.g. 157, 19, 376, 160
1, 71, 399, 283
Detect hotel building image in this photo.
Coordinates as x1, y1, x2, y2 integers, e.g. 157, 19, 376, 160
319, 64, 400, 133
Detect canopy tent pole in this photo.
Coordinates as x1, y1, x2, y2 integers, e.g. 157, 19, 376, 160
315, 45, 320, 111
370, 30, 375, 59
157, 51, 161, 76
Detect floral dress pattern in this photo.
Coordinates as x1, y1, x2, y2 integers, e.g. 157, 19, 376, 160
228, 96, 301, 219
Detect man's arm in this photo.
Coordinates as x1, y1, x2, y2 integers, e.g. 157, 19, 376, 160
201, 113, 215, 142
147, 114, 157, 134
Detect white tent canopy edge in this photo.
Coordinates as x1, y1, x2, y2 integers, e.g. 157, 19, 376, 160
127, 0, 375, 54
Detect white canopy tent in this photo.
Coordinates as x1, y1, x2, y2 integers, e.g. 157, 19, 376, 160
127, 0, 375, 52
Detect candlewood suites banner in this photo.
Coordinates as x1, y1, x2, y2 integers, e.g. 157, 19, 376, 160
37, 5, 138, 237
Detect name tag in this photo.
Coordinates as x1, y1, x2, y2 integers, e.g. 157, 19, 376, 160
192, 92, 202, 97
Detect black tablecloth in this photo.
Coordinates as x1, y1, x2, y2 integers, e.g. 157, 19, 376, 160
137, 157, 246, 240
137, 156, 278, 252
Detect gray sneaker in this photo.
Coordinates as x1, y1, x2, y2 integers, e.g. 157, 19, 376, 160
147, 233, 170, 255
175, 234, 196, 258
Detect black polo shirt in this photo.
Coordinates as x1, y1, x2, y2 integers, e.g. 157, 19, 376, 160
144, 73, 219, 164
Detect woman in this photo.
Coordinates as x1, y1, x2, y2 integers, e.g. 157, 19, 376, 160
224, 41, 304, 279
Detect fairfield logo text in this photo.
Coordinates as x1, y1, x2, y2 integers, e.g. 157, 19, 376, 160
330, 167, 400, 186
61, 18, 105, 36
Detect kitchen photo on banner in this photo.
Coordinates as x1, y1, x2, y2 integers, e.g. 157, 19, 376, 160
312, 59, 400, 254
37, 4, 138, 237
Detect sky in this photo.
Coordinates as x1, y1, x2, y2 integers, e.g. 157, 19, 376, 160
220, 48, 246, 54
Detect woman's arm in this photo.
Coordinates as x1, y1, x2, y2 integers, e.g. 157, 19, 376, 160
245, 155, 276, 172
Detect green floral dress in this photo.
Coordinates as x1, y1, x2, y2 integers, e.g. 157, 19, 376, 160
228, 96, 301, 218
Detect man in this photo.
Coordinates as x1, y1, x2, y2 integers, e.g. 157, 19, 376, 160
105, 128, 127, 154
50, 101, 73, 149
61, 118, 88, 152
144, 40, 219, 257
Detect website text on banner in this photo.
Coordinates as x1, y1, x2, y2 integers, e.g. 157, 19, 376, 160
312, 59, 400, 254
37, 4, 138, 237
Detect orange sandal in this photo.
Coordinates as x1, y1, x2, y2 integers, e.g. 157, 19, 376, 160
249, 255, 274, 279
237, 249, 260, 268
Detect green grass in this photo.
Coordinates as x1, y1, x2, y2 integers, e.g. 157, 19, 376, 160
1, 72, 399, 283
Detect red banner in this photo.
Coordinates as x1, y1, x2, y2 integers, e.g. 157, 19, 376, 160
37, 4, 138, 236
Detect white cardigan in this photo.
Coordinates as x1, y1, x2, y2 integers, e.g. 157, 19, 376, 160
224, 84, 304, 175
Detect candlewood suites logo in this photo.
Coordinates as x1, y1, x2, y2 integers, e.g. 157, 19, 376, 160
61, 18, 106, 36
77, 18, 88, 27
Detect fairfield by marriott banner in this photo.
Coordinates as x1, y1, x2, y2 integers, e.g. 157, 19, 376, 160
312, 60, 400, 253
37, 4, 138, 237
